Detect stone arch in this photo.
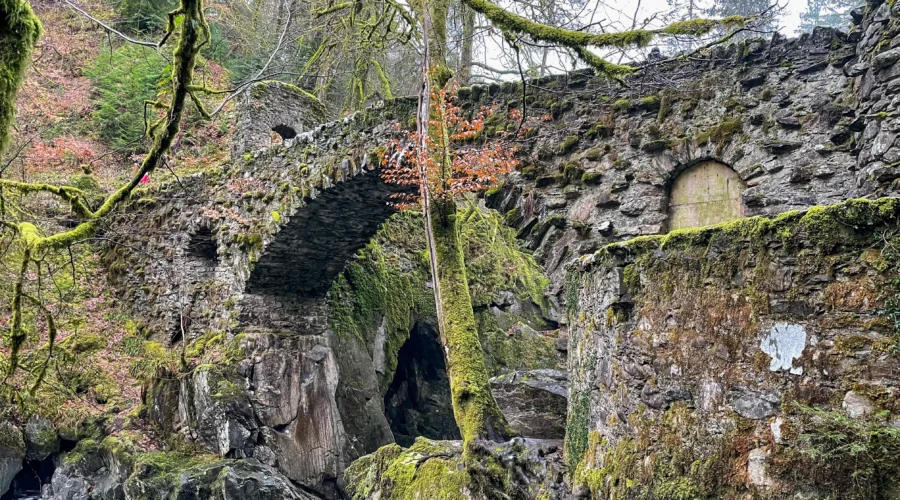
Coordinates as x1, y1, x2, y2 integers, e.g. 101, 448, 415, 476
231, 81, 326, 156
271, 124, 297, 142
667, 160, 746, 231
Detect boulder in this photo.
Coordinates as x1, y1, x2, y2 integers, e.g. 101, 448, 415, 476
873, 48, 900, 69
732, 393, 779, 420
489, 369, 568, 439
842, 390, 875, 419
0, 422, 24, 496
45, 436, 317, 500
123, 459, 317, 500
344, 438, 568, 500
24, 416, 58, 461
46, 438, 131, 500
747, 448, 775, 487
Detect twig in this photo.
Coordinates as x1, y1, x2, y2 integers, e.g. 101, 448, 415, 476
61, 0, 161, 48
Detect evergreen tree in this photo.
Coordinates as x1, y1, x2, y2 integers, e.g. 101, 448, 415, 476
798, 0, 862, 33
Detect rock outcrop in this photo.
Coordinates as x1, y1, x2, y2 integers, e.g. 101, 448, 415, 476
135, 209, 559, 498
343, 438, 569, 500
43, 437, 316, 500
490, 369, 568, 439
0, 422, 25, 496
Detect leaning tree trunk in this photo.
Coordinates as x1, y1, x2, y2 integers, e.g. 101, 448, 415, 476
430, 198, 514, 445
414, 0, 515, 451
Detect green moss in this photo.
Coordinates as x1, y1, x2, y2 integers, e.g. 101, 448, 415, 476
565, 392, 591, 469
586, 124, 612, 139
574, 403, 744, 499
584, 148, 603, 161
461, 0, 640, 77
328, 234, 433, 392
345, 439, 490, 499
328, 207, 550, 396
623, 264, 640, 289
562, 161, 584, 182
657, 94, 672, 122
581, 171, 602, 184
62, 438, 102, 465
584, 198, 900, 302
0, 0, 42, 156
558, 135, 580, 155
774, 404, 900, 499
503, 207, 521, 225
432, 202, 514, 445
476, 311, 557, 376
235, 232, 263, 251
639, 95, 660, 109
613, 99, 631, 111
660, 18, 723, 36
696, 118, 743, 152
573, 433, 638, 498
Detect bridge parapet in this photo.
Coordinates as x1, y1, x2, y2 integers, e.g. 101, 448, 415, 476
231, 81, 328, 157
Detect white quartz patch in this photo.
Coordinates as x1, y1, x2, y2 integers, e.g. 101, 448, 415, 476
760, 323, 806, 375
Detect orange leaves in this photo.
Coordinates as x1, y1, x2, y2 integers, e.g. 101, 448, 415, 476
226, 177, 267, 195
380, 83, 518, 210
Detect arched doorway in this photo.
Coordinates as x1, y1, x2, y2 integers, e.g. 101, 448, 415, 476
668, 160, 746, 231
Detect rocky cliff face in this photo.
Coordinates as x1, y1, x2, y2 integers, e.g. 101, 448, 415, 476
131, 209, 561, 498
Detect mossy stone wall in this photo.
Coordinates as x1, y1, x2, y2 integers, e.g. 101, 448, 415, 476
566, 197, 900, 499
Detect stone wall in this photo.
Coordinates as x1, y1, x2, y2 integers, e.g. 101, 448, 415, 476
852, 0, 900, 193
565, 198, 900, 498
481, 23, 877, 294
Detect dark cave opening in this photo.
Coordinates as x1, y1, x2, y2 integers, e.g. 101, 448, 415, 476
383, 322, 460, 447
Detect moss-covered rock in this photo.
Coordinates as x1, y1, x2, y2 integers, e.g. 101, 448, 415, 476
0, 422, 24, 496
24, 416, 58, 461
344, 438, 568, 499
49, 435, 313, 499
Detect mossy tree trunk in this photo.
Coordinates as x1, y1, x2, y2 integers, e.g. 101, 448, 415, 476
0, 0, 41, 158
431, 198, 514, 445
409, 0, 515, 450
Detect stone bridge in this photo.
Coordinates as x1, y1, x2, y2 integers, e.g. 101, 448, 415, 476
111, 6, 900, 495
115, 19, 898, 341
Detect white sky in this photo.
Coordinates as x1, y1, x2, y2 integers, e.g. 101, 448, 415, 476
473, 0, 809, 78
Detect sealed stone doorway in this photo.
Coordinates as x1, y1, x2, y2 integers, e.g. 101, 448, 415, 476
668, 160, 746, 230
383, 323, 460, 446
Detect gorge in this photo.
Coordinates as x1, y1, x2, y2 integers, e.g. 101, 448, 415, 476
2, 0, 900, 498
